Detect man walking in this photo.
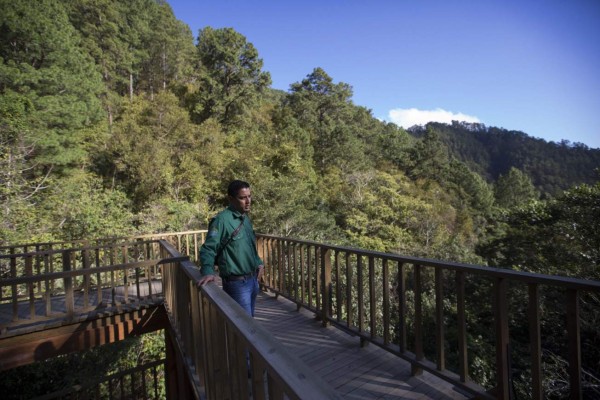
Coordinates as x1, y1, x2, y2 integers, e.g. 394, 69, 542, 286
197, 180, 264, 317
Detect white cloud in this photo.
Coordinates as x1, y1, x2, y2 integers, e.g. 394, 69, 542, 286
387, 107, 480, 128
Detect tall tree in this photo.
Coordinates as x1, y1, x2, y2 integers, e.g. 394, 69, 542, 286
494, 167, 538, 208
190, 27, 271, 125
0, 0, 104, 243
287, 67, 369, 174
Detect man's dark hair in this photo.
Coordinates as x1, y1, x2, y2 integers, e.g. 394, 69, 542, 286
227, 180, 250, 197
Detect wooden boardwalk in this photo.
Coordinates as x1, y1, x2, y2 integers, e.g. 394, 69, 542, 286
1, 283, 469, 399
0, 280, 163, 336
255, 290, 468, 400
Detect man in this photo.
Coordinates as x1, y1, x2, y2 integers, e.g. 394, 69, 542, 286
197, 180, 264, 317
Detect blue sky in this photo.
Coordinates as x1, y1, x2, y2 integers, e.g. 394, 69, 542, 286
168, 0, 600, 149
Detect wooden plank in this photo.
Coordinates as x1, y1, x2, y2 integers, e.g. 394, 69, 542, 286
254, 290, 468, 400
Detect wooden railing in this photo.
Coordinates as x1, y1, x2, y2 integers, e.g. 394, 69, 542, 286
4, 230, 599, 399
256, 234, 600, 400
159, 239, 341, 400
33, 358, 166, 399
0, 239, 185, 334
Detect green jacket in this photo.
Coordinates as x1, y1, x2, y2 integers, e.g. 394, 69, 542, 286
199, 206, 263, 278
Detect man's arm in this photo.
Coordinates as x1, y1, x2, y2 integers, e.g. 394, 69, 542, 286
197, 218, 222, 286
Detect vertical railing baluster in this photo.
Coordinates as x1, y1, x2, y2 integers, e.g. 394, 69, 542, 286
122, 245, 129, 304
412, 264, 423, 376
435, 266, 445, 371
278, 239, 284, 296
26, 255, 34, 319
357, 254, 364, 334
63, 250, 74, 319
83, 247, 90, 308
456, 270, 468, 382
292, 242, 298, 303
300, 244, 305, 308
567, 289, 582, 399
286, 240, 292, 297
307, 245, 313, 307
35, 244, 41, 296
10, 253, 18, 322
315, 246, 321, 311
346, 252, 352, 328
44, 252, 51, 316
397, 261, 408, 353
335, 250, 341, 322
382, 259, 390, 345
494, 277, 510, 399
321, 247, 332, 327
369, 256, 376, 339
528, 283, 542, 399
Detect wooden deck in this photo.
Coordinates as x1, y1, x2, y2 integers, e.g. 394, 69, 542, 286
0, 280, 163, 337
1, 282, 469, 399
255, 290, 468, 400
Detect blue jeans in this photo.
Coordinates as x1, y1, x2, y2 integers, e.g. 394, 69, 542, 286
222, 276, 259, 317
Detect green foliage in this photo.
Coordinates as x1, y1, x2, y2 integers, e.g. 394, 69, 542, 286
287, 68, 372, 174
0, 331, 165, 399
481, 182, 600, 278
43, 171, 134, 241
494, 166, 539, 208
190, 27, 271, 125
411, 121, 600, 196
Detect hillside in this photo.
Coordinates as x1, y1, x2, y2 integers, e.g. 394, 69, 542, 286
409, 121, 600, 196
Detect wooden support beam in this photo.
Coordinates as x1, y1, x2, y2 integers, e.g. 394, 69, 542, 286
0, 305, 168, 371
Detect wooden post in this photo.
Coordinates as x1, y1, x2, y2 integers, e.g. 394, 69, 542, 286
61, 251, 74, 319
528, 283, 542, 400
567, 289, 582, 400
357, 255, 364, 334
321, 248, 332, 327
435, 267, 445, 371
456, 271, 468, 382
26, 255, 35, 319
494, 277, 510, 399
412, 264, 423, 376
382, 259, 390, 345
369, 256, 376, 339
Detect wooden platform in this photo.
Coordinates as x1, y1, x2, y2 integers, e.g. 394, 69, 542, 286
1, 282, 469, 399
0, 280, 163, 337
255, 290, 468, 400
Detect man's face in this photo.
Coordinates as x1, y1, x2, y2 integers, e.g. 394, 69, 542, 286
230, 187, 251, 214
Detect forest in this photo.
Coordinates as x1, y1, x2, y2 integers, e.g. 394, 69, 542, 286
1, 0, 599, 398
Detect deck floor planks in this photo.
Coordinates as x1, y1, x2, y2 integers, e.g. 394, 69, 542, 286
255, 289, 468, 400
0, 280, 162, 334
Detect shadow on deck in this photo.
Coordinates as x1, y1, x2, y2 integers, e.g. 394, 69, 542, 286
255, 290, 467, 400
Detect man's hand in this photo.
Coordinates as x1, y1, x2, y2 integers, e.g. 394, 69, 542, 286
197, 274, 216, 287
257, 265, 265, 281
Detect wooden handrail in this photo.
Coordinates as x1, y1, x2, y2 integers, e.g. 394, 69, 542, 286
256, 234, 600, 400
159, 239, 342, 400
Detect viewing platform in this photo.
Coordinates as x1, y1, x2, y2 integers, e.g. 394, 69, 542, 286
1, 231, 598, 399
